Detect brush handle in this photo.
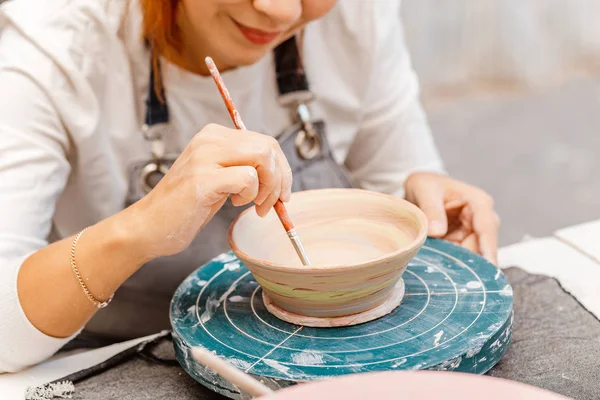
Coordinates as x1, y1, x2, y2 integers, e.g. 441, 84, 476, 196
205, 57, 247, 131
191, 347, 273, 397
204, 56, 311, 266
273, 200, 294, 231
206, 56, 292, 228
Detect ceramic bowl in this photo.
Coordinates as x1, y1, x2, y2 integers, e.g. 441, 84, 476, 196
258, 371, 570, 400
228, 188, 428, 319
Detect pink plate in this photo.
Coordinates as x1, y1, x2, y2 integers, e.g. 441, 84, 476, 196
258, 371, 571, 400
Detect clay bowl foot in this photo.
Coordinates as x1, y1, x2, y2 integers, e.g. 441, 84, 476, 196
262, 279, 405, 328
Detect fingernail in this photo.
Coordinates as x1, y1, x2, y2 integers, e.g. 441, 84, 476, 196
282, 189, 291, 202
429, 221, 445, 236
255, 206, 265, 218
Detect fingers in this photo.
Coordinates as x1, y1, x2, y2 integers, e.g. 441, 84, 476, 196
255, 169, 282, 217
206, 166, 259, 207
444, 199, 469, 212
449, 194, 498, 264
274, 143, 293, 202
410, 182, 448, 237
470, 195, 500, 265
405, 172, 499, 264
460, 232, 479, 254
248, 135, 284, 217
196, 124, 292, 216
253, 139, 280, 206
255, 144, 293, 217
444, 225, 470, 243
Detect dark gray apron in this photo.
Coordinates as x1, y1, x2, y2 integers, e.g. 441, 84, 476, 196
84, 37, 353, 340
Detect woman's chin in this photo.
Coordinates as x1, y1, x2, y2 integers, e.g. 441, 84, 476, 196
223, 47, 272, 68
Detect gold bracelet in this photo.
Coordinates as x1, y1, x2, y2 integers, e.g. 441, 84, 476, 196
70, 228, 113, 309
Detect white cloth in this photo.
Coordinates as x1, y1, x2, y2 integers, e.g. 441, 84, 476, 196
498, 219, 600, 321
0, 0, 444, 372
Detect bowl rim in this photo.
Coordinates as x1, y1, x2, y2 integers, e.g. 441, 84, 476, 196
227, 188, 428, 272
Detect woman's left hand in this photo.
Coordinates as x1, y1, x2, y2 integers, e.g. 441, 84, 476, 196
404, 172, 500, 265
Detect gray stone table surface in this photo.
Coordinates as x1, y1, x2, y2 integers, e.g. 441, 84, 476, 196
69, 268, 600, 400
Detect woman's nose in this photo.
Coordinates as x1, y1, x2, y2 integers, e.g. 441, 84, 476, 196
252, 0, 302, 25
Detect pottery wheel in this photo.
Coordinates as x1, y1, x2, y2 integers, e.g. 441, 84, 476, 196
170, 238, 514, 400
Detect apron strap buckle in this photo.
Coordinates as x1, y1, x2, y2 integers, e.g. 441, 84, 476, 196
142, 123, 168, 161
142, 123, 167, 142
141, 122, 169, 192
295, 129, 321, 160
297, 104, 317, 138
294, 103, 321, 160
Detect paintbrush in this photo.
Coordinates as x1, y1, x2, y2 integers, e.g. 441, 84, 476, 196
191, 346, 273, 397
205, 56, 311, 267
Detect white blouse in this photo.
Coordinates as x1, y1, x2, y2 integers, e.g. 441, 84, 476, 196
0, 0, 444, 372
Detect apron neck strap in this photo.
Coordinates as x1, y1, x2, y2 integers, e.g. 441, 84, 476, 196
274, 35, 313, 107
144, 54, 169, 128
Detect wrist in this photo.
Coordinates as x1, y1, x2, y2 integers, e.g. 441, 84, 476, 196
104, 204, 158, 267
71, 210, 153, 302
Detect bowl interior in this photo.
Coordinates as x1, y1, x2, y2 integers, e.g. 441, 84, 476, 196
229, 189, 427, 269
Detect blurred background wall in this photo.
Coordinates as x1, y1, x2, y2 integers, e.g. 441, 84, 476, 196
401, 0, 600, 245
403, 0, 600, 97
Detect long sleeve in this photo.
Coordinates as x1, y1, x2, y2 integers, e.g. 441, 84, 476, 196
0, 66, 76, 372
343, 1, 445, 198
0, 0, 117, 372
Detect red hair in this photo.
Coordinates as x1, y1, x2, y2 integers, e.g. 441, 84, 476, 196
140, 0, 183, 100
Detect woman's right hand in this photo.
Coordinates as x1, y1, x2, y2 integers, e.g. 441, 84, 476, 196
131, 123, 293, 259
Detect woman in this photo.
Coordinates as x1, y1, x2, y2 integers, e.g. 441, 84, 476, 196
0, 0, 499, 372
